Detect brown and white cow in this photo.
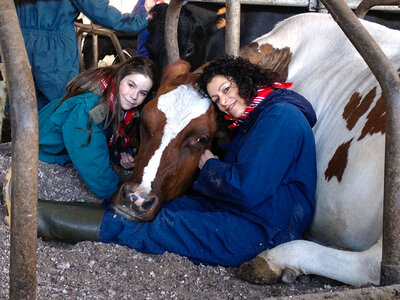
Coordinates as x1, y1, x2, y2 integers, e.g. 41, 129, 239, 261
237, 12, 400, 286
112, 60, 217, 222
112, 12, 400, 286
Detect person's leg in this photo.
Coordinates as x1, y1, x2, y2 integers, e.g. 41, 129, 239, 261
37, 200, 105, 243
100, 202, 270, 267
4, 168, 105, 243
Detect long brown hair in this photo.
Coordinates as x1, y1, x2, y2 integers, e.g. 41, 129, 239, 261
58, 56, 158, 145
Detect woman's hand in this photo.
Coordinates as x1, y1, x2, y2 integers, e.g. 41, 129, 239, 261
120, 152, 135, 170
198, 149, 218, 170
144, 0, 157, 13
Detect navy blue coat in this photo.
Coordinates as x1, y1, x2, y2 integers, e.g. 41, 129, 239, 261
100, 89, 317, 266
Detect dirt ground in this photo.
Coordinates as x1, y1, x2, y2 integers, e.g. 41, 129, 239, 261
0, 142, 384, 299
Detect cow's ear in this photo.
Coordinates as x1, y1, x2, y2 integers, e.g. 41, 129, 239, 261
240, 42, 292, 82
156, 60, 196, 97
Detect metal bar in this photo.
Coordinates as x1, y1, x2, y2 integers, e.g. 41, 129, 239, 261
189, 0, 400, 11
74, 22, 126, 68
92, 34, 99, 67
0, 0, 39, 298
320, 0, 400, 286
165, 0, 185, 63
76, 29, 85, 72
189, 0, 309, 6
354, 0, 400, 17
225, 0, 241, 56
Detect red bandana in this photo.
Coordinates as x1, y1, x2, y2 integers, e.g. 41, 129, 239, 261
225, 82, 293, 129
100, 76, 136, 146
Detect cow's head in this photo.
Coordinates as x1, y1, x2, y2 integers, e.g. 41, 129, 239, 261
111, 60, 217, 221
146, 3, 226, 76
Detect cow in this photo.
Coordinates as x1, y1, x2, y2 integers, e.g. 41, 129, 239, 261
80, 2, 400, 73
112, 12, 400, 286
235, 12, 400, 287
146, 2, 400, 77
146, 2, 307, 76
111, 59, 217, 221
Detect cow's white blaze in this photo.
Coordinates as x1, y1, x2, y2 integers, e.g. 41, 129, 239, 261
139, 85, 211, 192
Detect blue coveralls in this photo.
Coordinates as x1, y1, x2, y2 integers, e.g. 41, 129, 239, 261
133, 0, 150, 57
14, 0, 149, 110
100, 89, 318, 267
38, 92, 119, 200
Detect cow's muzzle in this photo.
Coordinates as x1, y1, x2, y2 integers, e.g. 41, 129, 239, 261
111, 183, 159, 222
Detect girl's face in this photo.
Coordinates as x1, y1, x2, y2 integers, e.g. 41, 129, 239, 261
119, 73, 153, 111
206, 75, 247, 118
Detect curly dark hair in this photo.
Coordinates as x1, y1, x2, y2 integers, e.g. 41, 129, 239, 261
197, 55, 282, 104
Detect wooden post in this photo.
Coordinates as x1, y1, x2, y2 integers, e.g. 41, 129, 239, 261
0, 0, 39, 298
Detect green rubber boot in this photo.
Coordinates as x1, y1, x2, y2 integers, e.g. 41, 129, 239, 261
37, 199, 105, 244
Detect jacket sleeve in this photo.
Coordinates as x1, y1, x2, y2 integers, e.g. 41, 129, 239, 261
61, 104, 120, 200
193, 103, 312, 210
72, 0, 148, 33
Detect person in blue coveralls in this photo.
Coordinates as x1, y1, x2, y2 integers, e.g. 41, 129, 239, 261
38, 56, 157, 201
12, 0, 157, 111
5, 55, 317, 267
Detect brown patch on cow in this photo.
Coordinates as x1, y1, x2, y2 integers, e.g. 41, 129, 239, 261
259, 44, 291, 82
240, 42, 262, 65
359, 95, 386, 140
342, 88, 375, 131
193, 62, 210, 74
325, 139, 353, 182
240, 43, 291, 82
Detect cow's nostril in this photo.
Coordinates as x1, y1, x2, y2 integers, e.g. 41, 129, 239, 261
122, 186, 137, 204
142, 196, 156, 210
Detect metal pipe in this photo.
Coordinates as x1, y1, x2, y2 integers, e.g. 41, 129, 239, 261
74, 22, 127, 68
0, 0, 39, 298
92, 34, 99, 68
165, 0, 184, 63
354, 0, 400, 18
188, 0, 400, 11
225, 0, 241, 56
320, 0, 400, 286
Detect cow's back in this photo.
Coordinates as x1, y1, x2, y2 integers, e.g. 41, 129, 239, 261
254, 13, 400, 251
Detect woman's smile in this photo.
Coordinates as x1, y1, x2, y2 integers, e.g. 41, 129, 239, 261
206, 75, 247, 118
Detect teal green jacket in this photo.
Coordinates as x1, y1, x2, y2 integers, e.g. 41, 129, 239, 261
39, 92, 119, 200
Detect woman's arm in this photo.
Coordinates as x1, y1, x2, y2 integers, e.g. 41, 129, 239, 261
72, 0, 154, 33
194, 103, 315, 209
61, 105, 120, 200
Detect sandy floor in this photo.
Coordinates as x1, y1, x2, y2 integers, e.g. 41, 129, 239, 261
0, 142, 361, 299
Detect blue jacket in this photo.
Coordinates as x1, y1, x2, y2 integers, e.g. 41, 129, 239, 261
194, 89, 317, 244
38, 92, 119, 200
14, 0, 149, 110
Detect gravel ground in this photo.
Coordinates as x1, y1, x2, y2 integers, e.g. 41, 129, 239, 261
0, 142, 366, 299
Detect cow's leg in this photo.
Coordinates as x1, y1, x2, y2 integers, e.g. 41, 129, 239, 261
238, 238, 381, 287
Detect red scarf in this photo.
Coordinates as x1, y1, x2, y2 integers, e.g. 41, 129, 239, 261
100, 76, 136, 146
225, 82, 293, 129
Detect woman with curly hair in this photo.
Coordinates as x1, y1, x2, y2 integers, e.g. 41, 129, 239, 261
190, 55, 318, 262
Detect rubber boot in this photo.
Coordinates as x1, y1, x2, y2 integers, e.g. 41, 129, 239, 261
37, 199, 105, 243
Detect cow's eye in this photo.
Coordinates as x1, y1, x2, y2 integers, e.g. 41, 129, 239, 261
192, 136, 208, 146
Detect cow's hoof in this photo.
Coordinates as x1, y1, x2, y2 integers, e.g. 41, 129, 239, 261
281, 267, 301, 284
237, 256, 283, 284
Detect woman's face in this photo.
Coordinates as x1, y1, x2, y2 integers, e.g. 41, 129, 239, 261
119, 73, 153, 111
206, 75, 247, 118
